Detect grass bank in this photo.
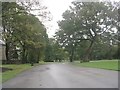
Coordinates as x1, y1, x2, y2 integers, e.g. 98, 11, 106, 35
1, 62, 45, 83
73, 60, 119, 71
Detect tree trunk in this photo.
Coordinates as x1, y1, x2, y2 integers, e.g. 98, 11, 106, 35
69, 43, 77, 62
36, 51, 40, 63
69, 52, 74, 62
22, 44, 26, 64
83, 40, 94, 62
5, 42, 9, 63
25, 51, 28, 63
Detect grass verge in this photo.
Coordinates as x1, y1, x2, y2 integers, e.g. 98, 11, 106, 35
1, 62, 45, 83
73, 60, 119, 71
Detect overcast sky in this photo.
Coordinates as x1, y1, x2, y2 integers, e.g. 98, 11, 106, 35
32, 0, 119, 38
41, 0, 74, 38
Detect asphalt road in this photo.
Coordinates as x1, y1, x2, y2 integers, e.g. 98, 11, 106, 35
2, 63, 118, 88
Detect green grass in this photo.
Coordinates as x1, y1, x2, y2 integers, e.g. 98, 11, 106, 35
0, 62, 45, 83
74, 60, 119, 71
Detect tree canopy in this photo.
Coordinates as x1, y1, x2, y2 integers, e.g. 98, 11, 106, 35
55, 2, 118, 62
2, 2, 49, 65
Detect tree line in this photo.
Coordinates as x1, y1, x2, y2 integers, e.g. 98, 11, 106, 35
1, 1, 120, 64
1, 2, 51, 65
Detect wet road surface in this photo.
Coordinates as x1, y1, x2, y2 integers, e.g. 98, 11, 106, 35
2, 63, 118, 88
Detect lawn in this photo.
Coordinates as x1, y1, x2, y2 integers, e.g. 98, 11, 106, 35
74, 60, 119, 71
0, 62, 45, 83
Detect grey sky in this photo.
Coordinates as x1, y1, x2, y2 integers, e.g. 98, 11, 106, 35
41, 0, 74, 38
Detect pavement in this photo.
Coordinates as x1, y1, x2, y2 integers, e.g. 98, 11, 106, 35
2, 63, 118, 88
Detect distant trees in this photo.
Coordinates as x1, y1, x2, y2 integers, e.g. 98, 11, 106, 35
55, 2, 118, 62
2, 2, 48, 65
50, 38, 69, 62
44, 38, 69, 62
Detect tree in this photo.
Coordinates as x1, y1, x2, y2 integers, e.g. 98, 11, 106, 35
50, 38, 69, 62
55, 2, 118, 62
2, 2, 26, 63
2, 2, 48, 64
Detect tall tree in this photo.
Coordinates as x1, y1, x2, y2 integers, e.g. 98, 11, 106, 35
2, 2, 48, 64
55, 2, 118, 62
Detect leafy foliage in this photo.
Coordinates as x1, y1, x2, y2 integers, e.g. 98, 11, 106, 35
55, 2, 118, 62
2, 2, 48, 65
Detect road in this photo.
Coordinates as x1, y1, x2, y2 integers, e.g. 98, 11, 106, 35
2, 63, 118, 88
